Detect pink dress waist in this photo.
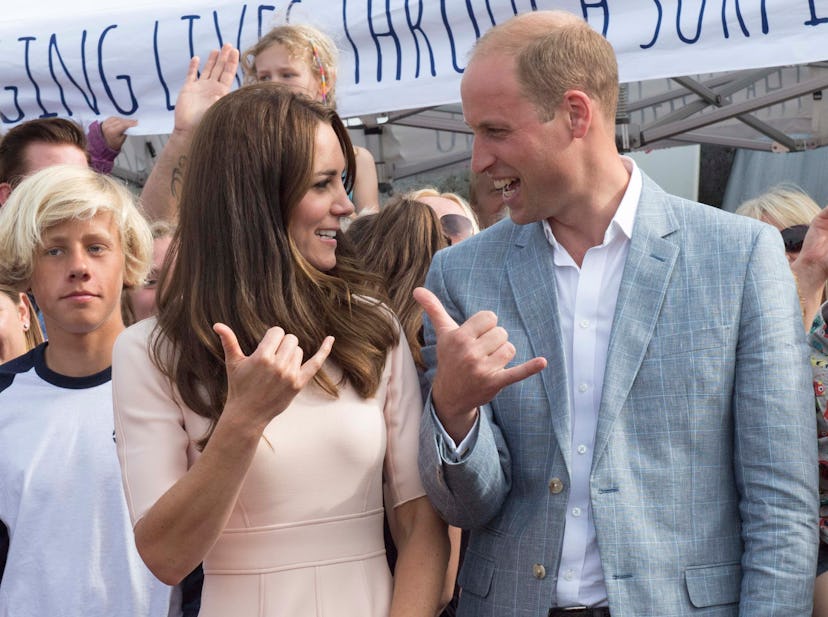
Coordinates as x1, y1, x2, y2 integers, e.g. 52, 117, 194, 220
204, 508, 386, 574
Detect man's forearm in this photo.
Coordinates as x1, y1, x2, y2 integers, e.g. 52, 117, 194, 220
139, 130, 192, 222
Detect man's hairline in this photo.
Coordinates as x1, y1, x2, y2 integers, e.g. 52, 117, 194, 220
463, 48, 557, 125
20, 141, 88, 178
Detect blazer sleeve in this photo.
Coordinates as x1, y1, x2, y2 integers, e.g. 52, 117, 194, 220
417, 249, 512, 529
732, 224, 818, 615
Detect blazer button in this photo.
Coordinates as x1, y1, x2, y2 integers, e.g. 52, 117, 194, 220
548, 477, 564, 494
533, 563, 546, 579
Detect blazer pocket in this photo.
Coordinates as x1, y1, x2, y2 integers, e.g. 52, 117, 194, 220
684, 561, 742, 608
458, 550, 495, 599
651, 325, 731, 358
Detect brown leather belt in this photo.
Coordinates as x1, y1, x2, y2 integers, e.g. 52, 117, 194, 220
548, 607, 611, 617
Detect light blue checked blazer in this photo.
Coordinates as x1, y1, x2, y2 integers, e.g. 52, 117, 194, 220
418, 175, 818, 617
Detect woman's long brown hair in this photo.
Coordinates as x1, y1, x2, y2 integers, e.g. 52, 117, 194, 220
346, 196, 447, 370
152, 83, 397, 444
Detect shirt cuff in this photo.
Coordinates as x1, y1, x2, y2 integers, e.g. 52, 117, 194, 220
430, 406, 480, 463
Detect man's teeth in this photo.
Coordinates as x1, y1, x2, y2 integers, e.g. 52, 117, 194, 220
492, 178, 518, 199
492, 178, 516, 190
316, 230, 337, 238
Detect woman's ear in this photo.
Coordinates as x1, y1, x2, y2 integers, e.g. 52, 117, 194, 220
0, 182, 12, 206
16, 293, 30, 331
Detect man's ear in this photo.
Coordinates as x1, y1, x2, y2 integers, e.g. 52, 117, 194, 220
563, 90, 592, 139
0, 183, 12, 206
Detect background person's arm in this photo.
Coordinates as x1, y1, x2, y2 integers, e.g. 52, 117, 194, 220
139, 44, 239, 223
389, 496, 450, 617
351, 146, 379, 214
791, 205, 828, 329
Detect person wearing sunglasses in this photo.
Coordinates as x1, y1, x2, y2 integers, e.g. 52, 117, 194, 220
469, 171, 508, 229
782, 224, 809, 255
408, 188, 479, 246
736, 185, 828, 327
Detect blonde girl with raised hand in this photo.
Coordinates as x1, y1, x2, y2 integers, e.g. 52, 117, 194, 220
242, 24, 380, 214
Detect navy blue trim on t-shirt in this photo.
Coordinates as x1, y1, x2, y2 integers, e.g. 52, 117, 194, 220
0, 345, 37, 394
0, 343, 110, 393
32, 344, 111, 389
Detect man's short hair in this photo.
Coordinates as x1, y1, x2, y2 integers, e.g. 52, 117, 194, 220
0, 118, 89, 188
0, 165, 152, 289
473, 11, 619, 122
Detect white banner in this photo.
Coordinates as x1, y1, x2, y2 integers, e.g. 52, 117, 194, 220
2, 0, 828, 134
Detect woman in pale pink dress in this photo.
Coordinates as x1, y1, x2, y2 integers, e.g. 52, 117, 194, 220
112, 83, 449, 617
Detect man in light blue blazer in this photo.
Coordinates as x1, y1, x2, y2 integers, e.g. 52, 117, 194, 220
416, 10, 817, 617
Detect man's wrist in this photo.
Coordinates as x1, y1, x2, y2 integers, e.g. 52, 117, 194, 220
792, 258, 828, 293
436, 408, 478, 445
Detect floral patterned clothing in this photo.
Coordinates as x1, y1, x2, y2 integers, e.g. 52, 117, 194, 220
807, 304, 828, 546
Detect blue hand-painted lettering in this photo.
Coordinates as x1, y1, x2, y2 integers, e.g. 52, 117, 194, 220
97, 25, 138, 115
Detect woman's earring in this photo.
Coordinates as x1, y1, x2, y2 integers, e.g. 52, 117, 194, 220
22, 323, 29, 331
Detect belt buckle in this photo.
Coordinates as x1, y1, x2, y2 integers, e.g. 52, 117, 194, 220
548, 607, 589, 617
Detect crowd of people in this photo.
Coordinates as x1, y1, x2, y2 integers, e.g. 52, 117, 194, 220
0, 10, 826, 617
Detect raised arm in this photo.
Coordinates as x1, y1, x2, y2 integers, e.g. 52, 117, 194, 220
114, 323, 332, 584
139, 44, 239, 222
414, 254, 546, 528
792, 205, 828, 329
413, 286, 545, 442
87, 116, 138, 174
352, 146, 379, 215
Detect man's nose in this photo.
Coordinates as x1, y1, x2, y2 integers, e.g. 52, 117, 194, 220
68, 251, 90, 279
470, 137, 493, 175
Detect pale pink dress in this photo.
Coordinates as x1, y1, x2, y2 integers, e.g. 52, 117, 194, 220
112, 318, 426, 617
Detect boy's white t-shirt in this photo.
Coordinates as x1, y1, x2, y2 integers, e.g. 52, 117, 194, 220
0, 344, 179, 617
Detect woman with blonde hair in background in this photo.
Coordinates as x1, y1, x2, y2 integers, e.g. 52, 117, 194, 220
406, 187, 478, 246
0, 286, 43, 364
736, 184, 827, 328
242, 23, 380, 214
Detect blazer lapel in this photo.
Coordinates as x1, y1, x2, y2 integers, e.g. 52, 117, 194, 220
506, 223, 573, 471
593, 181, 680, 467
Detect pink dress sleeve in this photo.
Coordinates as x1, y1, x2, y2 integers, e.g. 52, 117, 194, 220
112, 319, 205, 525
382, 331, 427, 510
